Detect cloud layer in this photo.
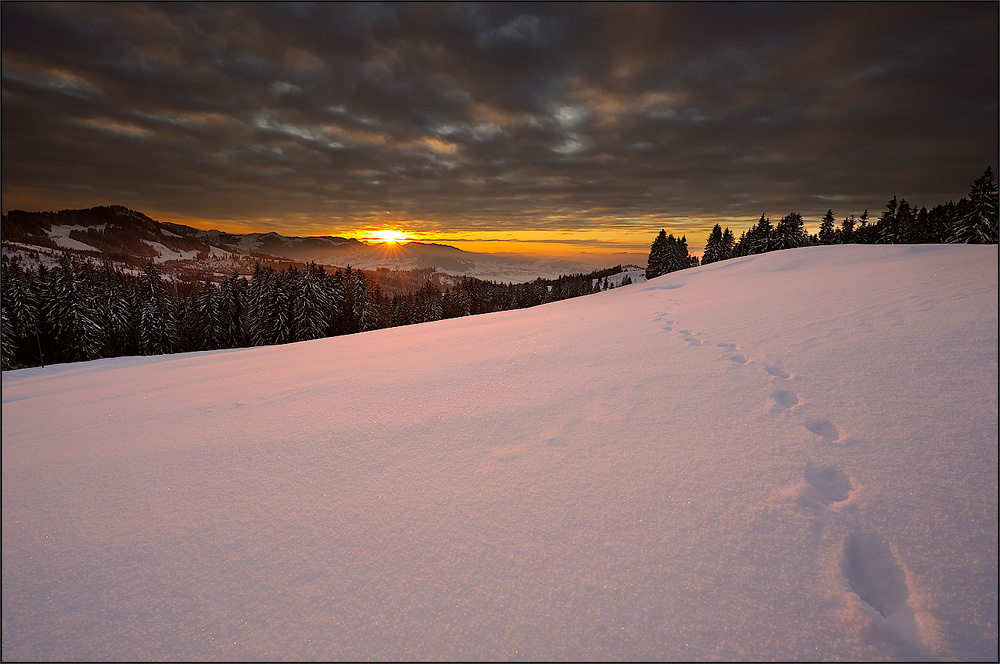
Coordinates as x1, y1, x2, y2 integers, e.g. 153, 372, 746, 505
2, 2, 997, 249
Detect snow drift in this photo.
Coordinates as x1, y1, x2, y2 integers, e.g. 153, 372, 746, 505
2, 245, 997, 661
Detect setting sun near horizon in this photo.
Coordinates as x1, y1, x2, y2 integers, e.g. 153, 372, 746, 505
370, 229, 410, 244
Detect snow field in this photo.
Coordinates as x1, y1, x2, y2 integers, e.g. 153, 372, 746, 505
2, 244, 997, 661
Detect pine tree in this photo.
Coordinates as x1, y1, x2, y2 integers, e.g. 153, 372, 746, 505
773, 212, 807, 250
702, 225, 733, 264
43, 257, 102, 363
878, 196, 900, 243
294, 262, 330, 342
926, 203, 954, 243
195, 280, 225, 350
667, 235, 693, 272
272, 268, 295, 344
721, 227, 735, 260
732, 229, 749, 257
747, 214, 773, 254
855, 209, 874, 244
217, 274, 246, 348
818, 209, 837, 245
949, 167, 999, 243
645, 230, 670, 279
247, 263, 274, 345
912, 206, 931, 244
701, 224, 725, 264
138, 261, 174, 355
0, 258, 40, 369
896, 199, 917, 244
840, 214, 856, 244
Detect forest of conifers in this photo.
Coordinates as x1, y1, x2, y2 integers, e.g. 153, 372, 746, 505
0, 254, 626, 370
645, 167, 998, 279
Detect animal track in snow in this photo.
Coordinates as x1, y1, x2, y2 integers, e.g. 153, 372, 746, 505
764, 364, 790, 379
771, 389, 799, 409
805, 419, 840, 442
804, 465, 852, 504
726, 353, 749, 364
842, 532, 911, 620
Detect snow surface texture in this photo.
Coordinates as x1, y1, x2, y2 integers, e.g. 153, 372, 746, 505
2, 245, 997, 661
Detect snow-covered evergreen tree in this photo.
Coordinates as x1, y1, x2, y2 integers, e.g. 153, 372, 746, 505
773, 212, 807, 250
667, 235, 692, 273
294, 263, 330, 342
220, 273, 249, 348
721, 227, 735, 260
138, 261, 174, 356
896, 199, 917, 244
1, 258, 39, 369
839, 214, 856, 244
43, 258, 102, 363
195, 279, 225, 350
877, 196, 900, 243
645, 230, 670, 280
701, 224, 725, 264
247, 263, 275, 346
949, 167, 999, 244
818, 209, 837, 245
747, 214, 773, 254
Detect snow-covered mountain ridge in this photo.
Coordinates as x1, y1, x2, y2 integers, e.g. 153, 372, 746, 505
2, 245, 997, 661
2, 205, 641, 282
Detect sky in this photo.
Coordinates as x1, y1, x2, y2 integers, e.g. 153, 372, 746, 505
2, 2, 998, 255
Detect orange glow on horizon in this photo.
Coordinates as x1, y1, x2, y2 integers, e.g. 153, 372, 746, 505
126, 211, 721, 256
370, 229, 410, 244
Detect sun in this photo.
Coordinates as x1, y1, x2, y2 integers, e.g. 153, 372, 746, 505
371, 229, 409, 244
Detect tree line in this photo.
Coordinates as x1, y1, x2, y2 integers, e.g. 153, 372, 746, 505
0, 256, 623, 370
648, 167, 999, 278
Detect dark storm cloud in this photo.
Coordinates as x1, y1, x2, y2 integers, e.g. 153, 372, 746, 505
2, 1, 997, 242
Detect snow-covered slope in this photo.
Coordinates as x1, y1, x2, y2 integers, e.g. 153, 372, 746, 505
2, 245, 997, 661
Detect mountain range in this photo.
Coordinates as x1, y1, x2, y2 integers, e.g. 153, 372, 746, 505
1, 205, 642, 282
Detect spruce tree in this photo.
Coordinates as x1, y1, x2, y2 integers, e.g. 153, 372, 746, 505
294, 262, 330, 342
949, 167, 999, 243
855, 209, 874, 243
896, 199, 917, 244
818, 209, 837, 245
0, 259, 39, 369
773, 212, 807, 250
721, 227, 735, 260
645, 230, 669, 279
878, 196, 900, 243
138, 261, 173, 356
667, 235, 692, 272
748, 214, 773, 254
195, 280, 224, 350
840, 214, 856, 244
702, 224, 724, 264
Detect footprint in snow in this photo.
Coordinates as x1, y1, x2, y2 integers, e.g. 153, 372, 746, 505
678, 329, 703, 345
727, 353, 749, 364
841, 533, 937, 656
771, 389, 799, 409
842, 532, 911, 619
804, 465, 852, 504
805, 419, 840, 442
764, 364, 791, 379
